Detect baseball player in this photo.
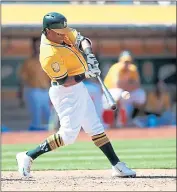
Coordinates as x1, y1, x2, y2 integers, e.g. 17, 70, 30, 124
16, 12, 136, 178
104, 51, 146, 125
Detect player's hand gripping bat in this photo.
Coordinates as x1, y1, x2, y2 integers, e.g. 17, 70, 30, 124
97, 76, 117, 111
85, 52, 117, 110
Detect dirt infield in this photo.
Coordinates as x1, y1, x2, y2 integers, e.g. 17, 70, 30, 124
1, 126, 176, 191
1, 169, 176, 191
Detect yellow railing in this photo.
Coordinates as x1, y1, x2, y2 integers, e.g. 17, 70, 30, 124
2, 4, 176, 25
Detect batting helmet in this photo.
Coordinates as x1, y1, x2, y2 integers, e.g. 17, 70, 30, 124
42, 12, 70, 34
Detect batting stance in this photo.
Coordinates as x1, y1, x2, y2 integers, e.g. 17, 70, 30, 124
16, 12, 136, 178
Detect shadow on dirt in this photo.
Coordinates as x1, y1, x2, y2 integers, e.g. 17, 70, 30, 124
1, 178, 36, 182
135, 176, 176, 179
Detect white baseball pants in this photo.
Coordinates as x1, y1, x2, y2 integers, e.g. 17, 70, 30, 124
49, 82, 104, 145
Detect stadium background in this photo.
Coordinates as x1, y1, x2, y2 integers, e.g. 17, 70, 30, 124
1, 1, 176, 191
1, 0, 176, 130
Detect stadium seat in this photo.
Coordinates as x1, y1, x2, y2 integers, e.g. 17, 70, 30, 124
1, 125, 11, 133
102, 109, 114, 125
122, 39, 144, 55
144, 39, 165, 54
3, 39, 31, 57
166, 38, 176, 54
99, 39, 121, 56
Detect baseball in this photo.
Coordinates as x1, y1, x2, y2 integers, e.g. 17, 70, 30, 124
121, 91, 130, 100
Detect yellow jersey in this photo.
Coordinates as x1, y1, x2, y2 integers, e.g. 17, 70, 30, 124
39, 29, 89, 81
104, 62, 139, 89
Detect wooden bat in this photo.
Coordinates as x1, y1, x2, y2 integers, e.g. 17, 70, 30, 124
97, 76, 117, 111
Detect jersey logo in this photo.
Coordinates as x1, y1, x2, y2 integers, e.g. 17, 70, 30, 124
51, 62, 60, 72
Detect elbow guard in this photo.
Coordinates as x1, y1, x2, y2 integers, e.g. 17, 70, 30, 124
75, 33, 92, 52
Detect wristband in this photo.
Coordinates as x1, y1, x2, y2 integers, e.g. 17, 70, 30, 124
84, 47, 93, 55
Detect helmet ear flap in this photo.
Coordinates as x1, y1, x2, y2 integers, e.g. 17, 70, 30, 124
42, 28, 50, 35
42, 29, 46, 35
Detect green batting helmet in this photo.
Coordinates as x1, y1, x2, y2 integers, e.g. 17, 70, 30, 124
42, 12, 70, 34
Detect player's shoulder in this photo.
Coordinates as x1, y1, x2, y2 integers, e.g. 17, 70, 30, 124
40, 52, 64, 72
40, 53, 58, 63
40, 34, 57, 55
129, 64, 137, 71
40, 45, 56, 64
109, 63, 120, 71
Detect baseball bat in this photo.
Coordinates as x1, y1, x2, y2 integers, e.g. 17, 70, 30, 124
97, 76, 117, 111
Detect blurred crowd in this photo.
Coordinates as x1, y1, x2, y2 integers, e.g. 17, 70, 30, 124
102, 51, 176, 128
1, 1, 175, 133
18, 38, 52, 131
17, 41, 176, 131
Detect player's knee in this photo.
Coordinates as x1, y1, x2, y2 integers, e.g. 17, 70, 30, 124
63, 136, 77, 145
46, 133, 64, 150
57, 130, 78, 146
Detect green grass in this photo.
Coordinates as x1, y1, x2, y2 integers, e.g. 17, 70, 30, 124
1, 138, 176, 171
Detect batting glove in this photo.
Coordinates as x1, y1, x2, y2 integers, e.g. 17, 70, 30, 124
85, 54, 101, 78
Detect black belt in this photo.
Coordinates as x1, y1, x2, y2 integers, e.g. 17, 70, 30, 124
52, 73, 85, 86
52, 82, 59, 86
74, 73, 85, 83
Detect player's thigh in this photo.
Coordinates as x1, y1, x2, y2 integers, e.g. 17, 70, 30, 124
82, 93, 104, 136
49, 86, 84, 144
131, 88, 146, 104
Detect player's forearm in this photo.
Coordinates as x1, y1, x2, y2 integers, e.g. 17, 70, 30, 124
80, 39, 93, 55
80, 39, 101, 78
